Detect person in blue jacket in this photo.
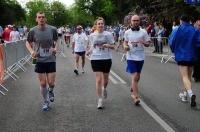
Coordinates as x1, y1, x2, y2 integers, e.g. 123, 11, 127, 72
170, 14, 198, 108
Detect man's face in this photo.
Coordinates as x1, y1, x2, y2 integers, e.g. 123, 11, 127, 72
196, 22, 200, 29
77, 28, 82, 33
131, 16, 140, 27
36, 13, 46, 25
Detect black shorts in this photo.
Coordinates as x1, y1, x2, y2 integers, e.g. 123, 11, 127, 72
35, 62, 56, 73
91, 59, 112, 73
177, 61, 194, 67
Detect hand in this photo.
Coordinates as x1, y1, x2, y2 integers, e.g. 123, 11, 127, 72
31, 51, 39, 58
102, 44, 109, 48
52, 48, 57, 55
86, 51, 91, 56
124, 46, 130, 51
72, 50, 74, 54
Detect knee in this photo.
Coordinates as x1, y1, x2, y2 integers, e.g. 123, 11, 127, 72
48, 81, 55, 87
40, 82, 47, 88
96, 79, 101, 85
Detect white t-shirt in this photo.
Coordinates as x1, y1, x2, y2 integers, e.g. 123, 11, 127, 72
57, 28, 62, 34
90, 31, 115, 60
172, 26, 178, 30
72, 33, 88, 52
10, 31, 20, 41
65, 28, 70, 36
124, 28, 150, 61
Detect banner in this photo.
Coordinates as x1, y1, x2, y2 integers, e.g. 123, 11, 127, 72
0, 44, 4, 84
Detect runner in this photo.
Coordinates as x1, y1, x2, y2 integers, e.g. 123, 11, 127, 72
124, 15, 151, 105
170, 14, 198, 107
86, 17, 115, 109
72, 25, 89, 75
26, 11, 59, 111
65, 25, 71, 47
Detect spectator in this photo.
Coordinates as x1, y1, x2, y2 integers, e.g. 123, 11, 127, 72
10, 26, 20, 42
2, 25, 12, 43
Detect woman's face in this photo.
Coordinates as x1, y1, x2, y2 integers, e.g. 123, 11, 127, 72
97, 20, 104, 32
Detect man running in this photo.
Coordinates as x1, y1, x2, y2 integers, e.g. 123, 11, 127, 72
72, 25, 89, 75
26, 11, 59, 111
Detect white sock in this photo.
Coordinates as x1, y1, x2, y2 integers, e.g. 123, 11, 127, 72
102, 87, 106, 90
40, 87, 48, 102
98, 98, 103, 102
183, 91, 187, 97
187, 89, 193, 97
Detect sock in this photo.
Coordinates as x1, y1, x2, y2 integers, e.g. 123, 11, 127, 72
183, 91, 187, 97
49, 86, 54, 92
98, 98, 103, 102
40, 87, 48, 102
187, 89, 193, 97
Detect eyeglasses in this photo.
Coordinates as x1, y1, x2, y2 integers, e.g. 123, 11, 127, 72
131, 20, 139, 22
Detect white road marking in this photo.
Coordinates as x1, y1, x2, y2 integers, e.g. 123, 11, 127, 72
131, 95, 175, 132
109, 75, 118, 84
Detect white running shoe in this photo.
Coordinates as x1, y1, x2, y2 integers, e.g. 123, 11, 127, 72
97, 99, 103, 109
102, 89, 107, 99
80, 68, 84, 73
179, 93, 187, 102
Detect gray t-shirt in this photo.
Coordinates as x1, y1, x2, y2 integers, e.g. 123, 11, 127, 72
27, 25, 58, 62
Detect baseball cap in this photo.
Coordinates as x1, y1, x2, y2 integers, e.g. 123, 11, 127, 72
77, 25, 83, 29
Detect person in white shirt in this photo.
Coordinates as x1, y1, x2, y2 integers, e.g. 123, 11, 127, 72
172, 21, 178, 30
86, 17, 115, 109
10, 26, 20, 42
116, 26, 125, 51
72, 25, 89, 75
123, 15, 151, 105
65, 25, 71, 47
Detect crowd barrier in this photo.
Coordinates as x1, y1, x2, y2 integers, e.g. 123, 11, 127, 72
57, 35, 66, 57
0, 40, 32, 95
120, 37, 174, 63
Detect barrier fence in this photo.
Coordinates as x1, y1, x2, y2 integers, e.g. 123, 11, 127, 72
120, 37, 174, 63
0, 39, 66, 95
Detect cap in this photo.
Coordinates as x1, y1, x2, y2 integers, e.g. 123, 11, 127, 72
77, 25, 83, 29
180, 14, 190, 22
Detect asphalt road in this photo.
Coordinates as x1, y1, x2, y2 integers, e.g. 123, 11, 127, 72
0, 44, 199, 132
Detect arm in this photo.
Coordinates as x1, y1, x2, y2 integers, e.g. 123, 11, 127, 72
123, 41, 130, 51
26, 41, 39, 58
72, 42, 75, 53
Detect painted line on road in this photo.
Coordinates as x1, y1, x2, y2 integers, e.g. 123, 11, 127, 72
109, 75, 118, 84
110, 70, 126, 84
131, 95, 175, 132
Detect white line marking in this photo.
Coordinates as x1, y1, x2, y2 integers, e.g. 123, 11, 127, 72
131, 95, 175, 132
109, 75, 118, 84
110, 70, 126, 84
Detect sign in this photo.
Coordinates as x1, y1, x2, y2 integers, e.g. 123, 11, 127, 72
186, 0, 200, 4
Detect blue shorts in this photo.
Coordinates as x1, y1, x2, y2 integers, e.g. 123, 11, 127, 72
35, 62, 56, 73
74, 51, 85, 56
126, 60, 144, 74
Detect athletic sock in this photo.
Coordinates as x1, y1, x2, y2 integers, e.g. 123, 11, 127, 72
40, 87, 48, 102
49, 86, 54, 92
183, 91, 187, 97
187, 89, 193, 97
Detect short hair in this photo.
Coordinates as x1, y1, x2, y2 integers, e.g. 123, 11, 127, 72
180, 14, 190, 23
36, 11, 46, 18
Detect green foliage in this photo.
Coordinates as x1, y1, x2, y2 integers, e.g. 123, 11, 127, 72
0, 0, 26, 27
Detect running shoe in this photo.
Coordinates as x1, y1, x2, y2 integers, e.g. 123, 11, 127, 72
179, 92, 187, 102
102, 88, 107, 99
42, 101, 49, 111
190, 94, 196, 107
49, 90, 55, 102
97, 99, 103, 109
80, 68, 84, 73
74, 69, 79, 75
134, 96, 140, 106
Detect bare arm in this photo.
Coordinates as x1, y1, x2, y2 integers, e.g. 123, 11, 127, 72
26, 41, 39, 58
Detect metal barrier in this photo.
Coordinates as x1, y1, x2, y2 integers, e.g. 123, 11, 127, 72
121, 37, 171, 63
1, 40, 31, 95
56, 35, 66, 57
